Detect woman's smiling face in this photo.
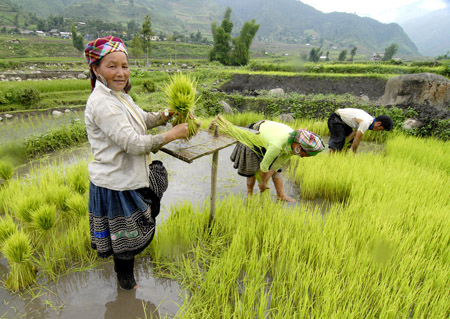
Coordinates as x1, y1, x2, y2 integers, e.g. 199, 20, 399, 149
92, 51, 130, 91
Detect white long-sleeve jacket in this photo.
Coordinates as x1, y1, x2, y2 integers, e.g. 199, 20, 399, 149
85, 81, 167, 190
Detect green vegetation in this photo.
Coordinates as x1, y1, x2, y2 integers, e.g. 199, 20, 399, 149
209, 7, 260, 66
0, 160, 96, 291
142, 131, 449, 317
246, 60, 449, 77
0, 2, 449, 316
2, 231, 36, 291
211, 115, 266, 156
383, 43, 399, 61
164, 72, 201, 138
0, 0, 422, 57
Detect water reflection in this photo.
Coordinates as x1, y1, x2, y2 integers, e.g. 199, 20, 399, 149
104, 289, 158, 319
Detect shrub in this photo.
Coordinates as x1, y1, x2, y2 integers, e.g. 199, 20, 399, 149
142, 79, 156, 93
0, 87, 40, 106
13, 87, 41, 106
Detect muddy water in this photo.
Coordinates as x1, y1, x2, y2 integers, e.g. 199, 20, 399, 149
0, 111, 84, 146
1, 139, 382, 318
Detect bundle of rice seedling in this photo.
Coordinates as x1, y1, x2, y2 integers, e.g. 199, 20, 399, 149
31, 204, 57, 232
211, 115, 266, 156
0, 215, 17, 245
2, 231, 36, 291
15, 194, 43, 223
66, 193, 88, 218
0, 160, 14, 181
65, 162, 89, 195
163, 72, 201, 139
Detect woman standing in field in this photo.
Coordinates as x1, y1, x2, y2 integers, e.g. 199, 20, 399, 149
84, 36, 188, 290
230, 120, 325, 202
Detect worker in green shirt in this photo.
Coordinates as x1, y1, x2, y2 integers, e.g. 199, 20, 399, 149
230, 120, 325, 202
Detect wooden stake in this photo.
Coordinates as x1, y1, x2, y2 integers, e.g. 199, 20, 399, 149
210, 125, 219, 222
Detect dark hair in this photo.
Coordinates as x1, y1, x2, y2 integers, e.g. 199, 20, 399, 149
375, 115, 394, 131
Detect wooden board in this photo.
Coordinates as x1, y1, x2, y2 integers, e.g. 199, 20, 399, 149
160, 129, 238, 163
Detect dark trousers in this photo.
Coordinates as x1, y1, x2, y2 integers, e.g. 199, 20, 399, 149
327, 113, 353, 151
113, 255, 134, 275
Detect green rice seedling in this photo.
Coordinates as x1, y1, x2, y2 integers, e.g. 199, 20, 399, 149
291, 118, 329, 137
2, 231, 36, 291
211, 115, 266, 156
14, 192, 44, 223
35, 241, 66, 281
65, 192, 88, 218
222, 112, 269, 127
148, 130, 449, 318
163, 72, 201, 138
65, 161, 89, 194
31, 204, 57, 232
60, 218, 97, 265
42, 184, 72, 211
0, 160, 14, 181
0, 215, 17, 245
385, 133, 450, 173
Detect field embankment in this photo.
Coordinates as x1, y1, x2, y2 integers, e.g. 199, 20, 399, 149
220, 73, 387, 100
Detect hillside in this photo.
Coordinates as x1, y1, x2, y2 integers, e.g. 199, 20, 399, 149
214, 0, 419, 56
4, 0, 420, 56
401, 9, 450, 57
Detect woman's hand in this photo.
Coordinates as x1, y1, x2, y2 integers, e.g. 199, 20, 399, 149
162, 123, 188, 144
161, 108, 179, 122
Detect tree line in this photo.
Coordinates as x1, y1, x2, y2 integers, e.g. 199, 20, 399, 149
308, 43, 399, 62
71, 7, 260, 67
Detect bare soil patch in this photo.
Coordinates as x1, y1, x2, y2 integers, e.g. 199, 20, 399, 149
220, 74, 387, 100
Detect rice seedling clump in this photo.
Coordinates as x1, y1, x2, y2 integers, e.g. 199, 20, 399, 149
2, 231, 36, 291
0, 215, 17, 245
31, 204, 57, 232
164, 72, 201, 139
0, 160, 15, 181
212, 115, 266, 156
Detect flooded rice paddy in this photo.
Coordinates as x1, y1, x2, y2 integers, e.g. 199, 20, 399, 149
1, 136, 382, 318
0, 111, 84, 146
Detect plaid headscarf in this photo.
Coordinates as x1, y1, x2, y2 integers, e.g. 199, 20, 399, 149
84, 36, 130, 92
84, 35, 127, 65
288, 129, 325, 156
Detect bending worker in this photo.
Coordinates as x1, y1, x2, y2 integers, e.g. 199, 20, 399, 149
230, 120, 325, 202
327, 108, 393, 154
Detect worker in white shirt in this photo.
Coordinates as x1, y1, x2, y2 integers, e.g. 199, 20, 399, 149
327, 108, 393, 154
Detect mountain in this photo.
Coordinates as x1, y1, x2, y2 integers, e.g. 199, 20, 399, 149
5, 0, 420, 56
401, 8, 450, 57
214, 0, 419, 55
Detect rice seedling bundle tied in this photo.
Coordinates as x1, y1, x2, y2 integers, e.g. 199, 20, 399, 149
164, 72, 201, 139
2, 231, 36, 291
211, 115, 266, 156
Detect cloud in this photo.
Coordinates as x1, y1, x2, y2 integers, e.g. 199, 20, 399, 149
419, 0, 447, 10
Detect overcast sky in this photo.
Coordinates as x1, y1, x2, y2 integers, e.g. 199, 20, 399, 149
299, 0, 450, 23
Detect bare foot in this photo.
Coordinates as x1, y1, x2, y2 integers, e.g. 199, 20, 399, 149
277, 195, 296, 202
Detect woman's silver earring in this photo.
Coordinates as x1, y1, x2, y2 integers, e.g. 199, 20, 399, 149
97, 73, 108, 87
